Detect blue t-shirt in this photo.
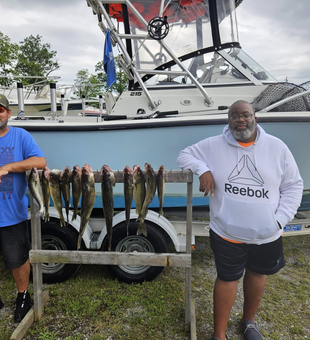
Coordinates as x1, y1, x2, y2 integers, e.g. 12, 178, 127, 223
0, 127, 45, 227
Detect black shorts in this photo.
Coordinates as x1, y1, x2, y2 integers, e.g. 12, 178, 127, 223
210, 229, 285, 282
0, 220, 30, 270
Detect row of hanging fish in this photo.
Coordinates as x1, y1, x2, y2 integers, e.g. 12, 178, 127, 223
28, 163, 165, 251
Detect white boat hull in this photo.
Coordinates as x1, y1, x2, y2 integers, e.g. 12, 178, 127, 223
9, 112, 310, 210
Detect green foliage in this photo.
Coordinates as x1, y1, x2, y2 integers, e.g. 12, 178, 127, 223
15, 34, 60, 84
73, 69, 103, 100
0, 32, 19, 86
0, 32, 60, 86
73, 61, 128, 103
95, 60, 128, 98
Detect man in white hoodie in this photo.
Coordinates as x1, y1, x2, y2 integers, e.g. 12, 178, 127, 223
177, 100, 303, 340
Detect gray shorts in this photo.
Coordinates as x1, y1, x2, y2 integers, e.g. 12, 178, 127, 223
0, 220, 30, 270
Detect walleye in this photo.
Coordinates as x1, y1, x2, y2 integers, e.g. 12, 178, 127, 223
71, 165, 82, 221
78, 164, 96, 250
133, 165, 146, 216
45, 169, 65, 227
137, 163, 157, 236
157, 165, 165, 217
41, 165, 51, 222
28, 167, 44, 218
123, 166, 133, 236
60, 166, 72, 224
101, 165, 115, 251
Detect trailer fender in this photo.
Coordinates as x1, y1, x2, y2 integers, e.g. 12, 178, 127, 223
28, 207, 93, 248
97, 209, 183, 251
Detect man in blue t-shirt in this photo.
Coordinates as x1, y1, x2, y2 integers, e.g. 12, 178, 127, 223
0, 94, 46, 322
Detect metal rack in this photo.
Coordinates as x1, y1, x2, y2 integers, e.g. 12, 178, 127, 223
11, 169, 196, 340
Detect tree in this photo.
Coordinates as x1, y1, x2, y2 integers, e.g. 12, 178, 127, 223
15, 34, 60, 84
95, 60, 128, 98
0, 32, 19, 86
73, 69, 103, 100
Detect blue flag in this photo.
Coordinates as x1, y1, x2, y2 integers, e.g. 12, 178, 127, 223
103, 29, 117, 88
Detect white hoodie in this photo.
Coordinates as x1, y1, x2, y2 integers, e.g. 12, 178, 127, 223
177, 124, 303, 244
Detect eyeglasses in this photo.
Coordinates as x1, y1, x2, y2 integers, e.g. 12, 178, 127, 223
0, 106, 7, 113
229, 113, 253, 122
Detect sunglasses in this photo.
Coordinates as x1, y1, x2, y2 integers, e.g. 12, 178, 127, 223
0, 106, 8, 113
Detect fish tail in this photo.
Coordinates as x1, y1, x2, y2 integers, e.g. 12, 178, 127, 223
137, 222, 147, 236
108, 235, 112, 252
35, 210, 44, 219
71, 212, 77, 221
126, 221, 129, 236
77, 235, 82, 250
44, 212, 50, 222
60, 216, 65, 227
136, 208, 147, 223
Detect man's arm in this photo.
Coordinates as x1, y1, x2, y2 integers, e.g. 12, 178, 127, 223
0, 157, 46, 182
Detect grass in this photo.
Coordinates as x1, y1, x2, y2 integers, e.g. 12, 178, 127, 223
0, 235, 310, 339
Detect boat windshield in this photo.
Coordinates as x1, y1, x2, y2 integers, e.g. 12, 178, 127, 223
125, 0, 239, 69
144, 47, 277, 85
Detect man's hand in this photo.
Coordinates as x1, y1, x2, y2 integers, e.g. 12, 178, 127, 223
0, 170, 9, 183
199, 171, 215, 197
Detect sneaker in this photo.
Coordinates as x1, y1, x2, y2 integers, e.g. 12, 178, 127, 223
241, 320, 262, 340
210, 335, 229, 340
0, 297, 3, 309
14, 290, 32, 323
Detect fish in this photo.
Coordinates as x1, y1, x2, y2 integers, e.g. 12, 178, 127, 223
71, 165, 82, 221
28, 167, 44, 218
45, 169, 65, 227
41, 165, 51, 222
60, 166, 72, 224
123, 166, 133, 236
101, 165, 115, 251
78, 164, 96, 250
157, 165, 165, 217
136, 163, 157, 236
133, 165, 146, 217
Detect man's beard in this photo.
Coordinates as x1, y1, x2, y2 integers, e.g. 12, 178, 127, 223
0, 119, 8, 131
229, 120, 256, 141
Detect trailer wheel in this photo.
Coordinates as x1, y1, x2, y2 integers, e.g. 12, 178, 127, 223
33, 218, 80, 283
102, 221, 168, 283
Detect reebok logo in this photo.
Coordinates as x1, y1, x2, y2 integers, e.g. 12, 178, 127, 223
226, 155, 269, 199
225, 184, 269, 199
228, 155, 264, 186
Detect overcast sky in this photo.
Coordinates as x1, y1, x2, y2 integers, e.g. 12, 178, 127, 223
1, 0, 309, 85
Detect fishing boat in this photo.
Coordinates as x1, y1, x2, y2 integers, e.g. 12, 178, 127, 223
8, 0, 310, 210
1, 76, 106, 117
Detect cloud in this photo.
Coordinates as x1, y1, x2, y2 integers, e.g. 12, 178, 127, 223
237, 0, 310, 84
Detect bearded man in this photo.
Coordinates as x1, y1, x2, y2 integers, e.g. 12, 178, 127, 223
0, 94, 46, 322
177, 100, 303, 340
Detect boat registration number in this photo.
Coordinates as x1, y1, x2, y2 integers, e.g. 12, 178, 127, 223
283, 224, 302, 232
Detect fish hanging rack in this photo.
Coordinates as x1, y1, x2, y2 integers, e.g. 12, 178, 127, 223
12, 169, 196, 340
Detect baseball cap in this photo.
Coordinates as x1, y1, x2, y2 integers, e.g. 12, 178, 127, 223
0, 94, 9, 109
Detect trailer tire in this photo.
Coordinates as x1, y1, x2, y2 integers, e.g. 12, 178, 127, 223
33, 218, 80, 283
102, 220, 168, 283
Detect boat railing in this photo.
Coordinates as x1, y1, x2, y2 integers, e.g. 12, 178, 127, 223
257, 90, 310, 113
0, 75, 60, 100
89, 0, 214, 109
